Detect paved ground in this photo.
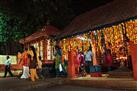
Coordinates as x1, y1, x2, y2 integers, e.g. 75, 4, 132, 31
0, 77, 122, 91
0, 77, 62, 91
69, 77, 137, 91
33, 85, 121, 91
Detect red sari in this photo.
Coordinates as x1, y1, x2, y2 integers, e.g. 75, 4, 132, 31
105, 54, 112, 67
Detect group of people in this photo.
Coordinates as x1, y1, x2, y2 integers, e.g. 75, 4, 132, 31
74, 46, 113, 77
74, 47, 93, 77
3, 45, 67, 80
18, 46, 43, 81
3, 46, 43, 82
3, 44, 113, 79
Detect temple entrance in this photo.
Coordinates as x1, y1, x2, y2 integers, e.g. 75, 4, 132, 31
60, 19, 137, 78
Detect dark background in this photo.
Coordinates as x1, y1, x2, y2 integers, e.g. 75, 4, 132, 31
0, 0, 113, 54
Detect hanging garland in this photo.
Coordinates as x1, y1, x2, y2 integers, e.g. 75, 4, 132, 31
59, 17, 137, 65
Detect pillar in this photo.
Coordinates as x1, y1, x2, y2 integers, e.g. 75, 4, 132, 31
68, 51, 76, 78
129, 42, 137, 80
43, 39, 47, 62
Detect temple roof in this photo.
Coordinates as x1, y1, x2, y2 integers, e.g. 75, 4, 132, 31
59, 0, 137, 39
19, 25, 60, 44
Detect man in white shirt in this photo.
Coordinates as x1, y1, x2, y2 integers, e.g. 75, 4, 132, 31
3, 56, 13, 77
85, 48, 92, 74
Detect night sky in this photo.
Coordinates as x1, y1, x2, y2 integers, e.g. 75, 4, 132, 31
0, 0, 113, 16
71, 0, 113, 15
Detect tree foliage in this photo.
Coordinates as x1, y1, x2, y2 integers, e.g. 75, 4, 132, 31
0, 13, 22, 42
0, 0, 75, 54
0, 0, 75, 42
11, 0, 75, 29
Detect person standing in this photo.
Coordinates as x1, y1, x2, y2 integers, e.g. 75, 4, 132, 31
105, 42, 112, 71
3, 56, 13, 77
85, 48, 92, 74
28, 46, 39, 81
54, 45, 62, 77
105, 49, 112, 71
20, 48, 30, 79
79, 52, 86, 76
74, 51, 80, 76
37, 56, 44, 79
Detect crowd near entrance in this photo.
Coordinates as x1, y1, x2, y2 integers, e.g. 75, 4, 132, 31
59, 19, 137, 78
3, 19, 137, 81
18, 19, 137, 79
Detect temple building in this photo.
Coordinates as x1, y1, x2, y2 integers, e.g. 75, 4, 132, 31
19, 25, 60, 62
57, 0, 137, 79
20, 0, 137, 80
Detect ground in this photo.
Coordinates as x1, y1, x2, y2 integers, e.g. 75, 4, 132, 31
0, 77, 122, 91
39, 85, 120, 91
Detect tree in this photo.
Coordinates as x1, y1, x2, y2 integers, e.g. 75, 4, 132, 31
0, 0, 75, 54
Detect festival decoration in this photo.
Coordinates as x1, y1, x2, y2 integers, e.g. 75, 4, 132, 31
60, 18, 137, 69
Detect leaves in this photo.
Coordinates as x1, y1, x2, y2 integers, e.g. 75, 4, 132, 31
0, 0, 75, 43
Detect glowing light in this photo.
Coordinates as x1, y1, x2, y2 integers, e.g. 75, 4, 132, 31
77, 36, 91, 42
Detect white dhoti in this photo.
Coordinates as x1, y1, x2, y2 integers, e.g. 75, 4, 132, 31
21, 66, 30, 79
